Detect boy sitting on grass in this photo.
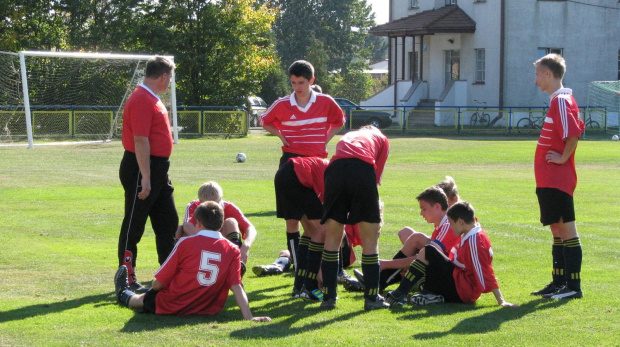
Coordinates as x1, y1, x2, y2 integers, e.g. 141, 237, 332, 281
386, 201, 517, 307
114, 201, 271, 321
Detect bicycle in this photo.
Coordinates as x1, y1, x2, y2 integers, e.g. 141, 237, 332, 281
582, 110, 601, 129
516, 109, 545, 135
470, 100, 490, 127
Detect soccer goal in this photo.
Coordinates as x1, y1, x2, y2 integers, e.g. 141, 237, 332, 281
585, 80, 620, 135
0, 51, 178, 148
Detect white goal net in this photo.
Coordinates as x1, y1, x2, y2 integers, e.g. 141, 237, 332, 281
0, 51, 177, 148
586, 80, 620, 133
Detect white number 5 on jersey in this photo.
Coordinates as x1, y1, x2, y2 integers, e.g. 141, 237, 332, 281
197, 251, 221, 286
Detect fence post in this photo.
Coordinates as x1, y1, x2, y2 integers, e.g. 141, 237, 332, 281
457, 107, 461, 134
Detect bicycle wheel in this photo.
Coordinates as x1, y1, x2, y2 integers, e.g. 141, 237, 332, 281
588, 120, 600, 129
470, 113, 478, 127
480, 113, 491, 127
517, 118, 535, 135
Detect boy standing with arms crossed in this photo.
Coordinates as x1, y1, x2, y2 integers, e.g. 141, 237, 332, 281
531, 54, 584, 300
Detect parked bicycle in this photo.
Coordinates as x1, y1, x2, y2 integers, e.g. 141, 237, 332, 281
582, 110, 601, 129
470, 100, 490, 127
516, 109, 545, 135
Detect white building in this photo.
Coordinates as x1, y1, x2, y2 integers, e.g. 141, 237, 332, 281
363, 0, 620, 126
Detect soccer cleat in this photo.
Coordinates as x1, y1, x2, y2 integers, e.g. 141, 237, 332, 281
320, 297, 337, 310
240, 261, 247, 278
364, 295, 391, 311
353, 269, 365, 286
291, 286, 303, 298
385, 290, 407, 306
546, 286, 583, 300
128, 274, 149, 294
300, 287, 324, 301
409, 293, 445, 306
115, 265, 129, 303
339, 270, 364, 292
531, 282, 563, 296
252, 264, 283, 277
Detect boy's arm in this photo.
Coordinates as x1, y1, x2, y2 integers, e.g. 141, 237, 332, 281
230, 284, 272, 322
492, 288, 518, 307
326, 125, 342, 144
239, 225, 257, 263
263, 124, 290, 147
151, 279, 165, 291
545, 136, 579, 165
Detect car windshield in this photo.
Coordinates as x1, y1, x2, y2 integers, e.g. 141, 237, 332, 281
336, 99, 356, 107
250, 96, 267, 106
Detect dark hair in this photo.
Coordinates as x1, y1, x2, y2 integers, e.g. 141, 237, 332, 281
416, 186, 448, 211
145, 56, 175, 79
193, 201, 224, 231
435, 176, 458, 201
447, 201, 476, 224
288, 60, 314, 80
311, 84, 322, 93
534, 53, 566, 80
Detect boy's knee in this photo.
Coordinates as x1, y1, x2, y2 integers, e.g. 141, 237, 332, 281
220, 218, 239, 237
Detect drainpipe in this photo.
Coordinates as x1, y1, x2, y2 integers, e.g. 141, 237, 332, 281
499, 0, 505, 108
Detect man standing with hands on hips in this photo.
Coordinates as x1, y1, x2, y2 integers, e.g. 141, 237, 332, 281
118, 56, 179, 293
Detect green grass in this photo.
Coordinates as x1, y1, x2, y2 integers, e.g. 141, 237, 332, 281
0, 135, 619, 346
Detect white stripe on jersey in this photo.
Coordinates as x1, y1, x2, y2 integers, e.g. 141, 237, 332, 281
183, 201, 194, 223
281, 117, 328, 126
468, 233, 486, 291
558, 96, 569, 138
436, 222, 451, 243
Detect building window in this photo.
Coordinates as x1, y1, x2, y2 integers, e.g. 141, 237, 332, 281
538, 47, 563, 58
408, 51, 419, 80
446, 0, 457, 5
410, 0, 419, 8
445, 50, 460, 85
475, 49, 485, 83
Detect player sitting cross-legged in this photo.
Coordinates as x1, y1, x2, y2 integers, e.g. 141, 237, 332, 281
177, 181, 257, 276
114, 201, 271, 321
386, 201, 517, 308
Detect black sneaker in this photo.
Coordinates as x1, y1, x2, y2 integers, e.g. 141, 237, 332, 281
114, 265, 129, 303
353, 269, 365, 286
252, 264, 283, 277
364, 295, 390, 311
343, 276, 364, 292
531, 282, 563, 296
546, 286, 583, 300
409, 293, 445, 305
128, 274, 149, 294
291, 286, 303, 298
385, 290, 407, 306
240, 261, 247, 278
320, 297, 337, 310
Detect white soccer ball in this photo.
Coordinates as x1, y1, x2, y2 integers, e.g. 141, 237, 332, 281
236, 153, 247, 163
612, 134, 619, 141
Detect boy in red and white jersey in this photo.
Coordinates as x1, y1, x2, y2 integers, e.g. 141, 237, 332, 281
177, 181, 257, 266
531, 54, 584, 300
114, 201, 271, 321
386, 202, 517, 307
260, 60, 346, 274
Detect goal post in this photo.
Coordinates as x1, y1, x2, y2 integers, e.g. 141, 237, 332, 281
1, 51, 178, 148
586, 80, 620, 134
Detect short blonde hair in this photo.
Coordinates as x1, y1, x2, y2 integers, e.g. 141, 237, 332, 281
535, 53, 566, 80
435, 176, 458, 202
198, 181, 223, 203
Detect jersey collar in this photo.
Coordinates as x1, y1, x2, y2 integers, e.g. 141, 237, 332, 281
139, 83, 161, 100
197, 229, 224, 239
460, 226, 481, 245
289, 90, 317, 112
550, 88, 572, 100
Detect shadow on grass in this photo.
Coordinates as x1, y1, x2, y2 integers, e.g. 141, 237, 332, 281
409, 298, 569, 339
244, 210, 277, 218
0, 293, 113, 323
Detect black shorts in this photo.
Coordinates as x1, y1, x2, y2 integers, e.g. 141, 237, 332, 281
536, 188, 576, 226
279, 152, 305, 168
321, 158, 381, 225
274, 161, 323, 220
422, 245, 462, 303
142, 288, 158, 314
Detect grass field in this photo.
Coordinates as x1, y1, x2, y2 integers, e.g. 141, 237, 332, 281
0, 134, 619, 346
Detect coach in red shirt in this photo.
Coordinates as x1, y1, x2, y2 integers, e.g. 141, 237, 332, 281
118, 56, 179, 293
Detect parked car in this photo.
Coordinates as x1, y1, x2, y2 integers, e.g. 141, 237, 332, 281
247, 96, 268, 127
334, 98, 393, 129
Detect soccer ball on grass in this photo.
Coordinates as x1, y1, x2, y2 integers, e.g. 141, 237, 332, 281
612, 134, 619, 141
236, 153, 247, 163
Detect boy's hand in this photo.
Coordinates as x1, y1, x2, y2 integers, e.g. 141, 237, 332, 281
545, 150, 564, 164
250, 316, 272, 322
500, 301, 519, 307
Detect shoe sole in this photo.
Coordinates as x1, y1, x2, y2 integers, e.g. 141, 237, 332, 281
548, 291, 583, 300
114, 266, 128, 301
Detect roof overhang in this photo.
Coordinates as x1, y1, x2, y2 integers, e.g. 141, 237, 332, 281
369, 5, 476, 37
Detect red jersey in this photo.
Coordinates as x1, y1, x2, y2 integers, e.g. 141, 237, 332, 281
121, 85, 173, 157
154, 229, 242, 315
430, 215, 460, 255
259, 91, 345, 158
451, 227, 499, 303
534, 88, 584, 196
330, 127, 390, 185
288, 156, 330, 202
344, 224, 362, 248
184, 200, 252, 238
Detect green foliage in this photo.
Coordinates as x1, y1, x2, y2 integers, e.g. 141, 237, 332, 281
329, 62, 374, 103
0, 136, 618, 345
